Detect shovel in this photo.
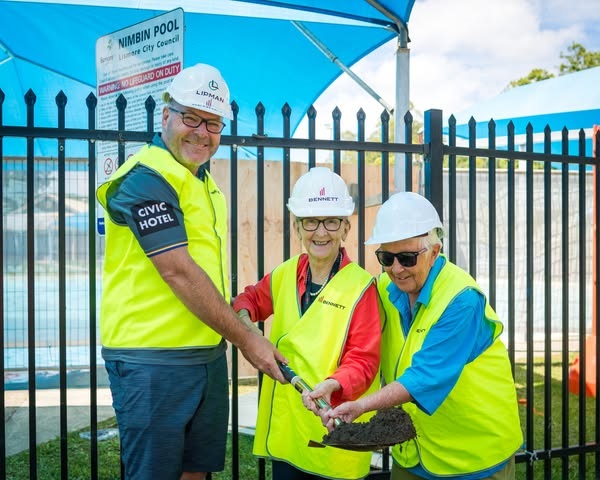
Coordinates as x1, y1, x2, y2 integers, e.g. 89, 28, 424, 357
278, 363, 416, 452
277, 362, 342, 427
278, 362, 377, 451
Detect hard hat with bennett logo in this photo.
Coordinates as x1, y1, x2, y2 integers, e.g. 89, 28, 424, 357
365, 191, 445, 244
162, 63, 233, 120
287, 167, 355, 217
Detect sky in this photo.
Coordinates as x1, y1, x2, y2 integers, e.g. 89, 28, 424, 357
307, 0, 600, 136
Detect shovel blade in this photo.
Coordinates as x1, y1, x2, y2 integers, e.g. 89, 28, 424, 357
307, 439, 327, 448
308, 439, 392, 452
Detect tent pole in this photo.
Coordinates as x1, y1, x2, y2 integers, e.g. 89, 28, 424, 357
291, 21, 394, 114
0, 40, 14, 67
364, 0, 411, 193
394, 26, 409, 192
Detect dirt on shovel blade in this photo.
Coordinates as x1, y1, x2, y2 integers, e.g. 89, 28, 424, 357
321, 406, 416, 450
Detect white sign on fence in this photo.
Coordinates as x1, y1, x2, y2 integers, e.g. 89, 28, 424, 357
95, 8, 184, 234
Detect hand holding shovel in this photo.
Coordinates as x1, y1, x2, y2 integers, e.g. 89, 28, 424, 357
277, 362, 342, 427
277, 362, 416, 451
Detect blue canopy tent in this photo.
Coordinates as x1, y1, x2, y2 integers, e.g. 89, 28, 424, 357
448, 66, 600, 160
0, 0, 415, 159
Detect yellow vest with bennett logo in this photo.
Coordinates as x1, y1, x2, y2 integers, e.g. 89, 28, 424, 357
253, 255, 380, 479
377, 256, 522, 476
96, 145, 228, 348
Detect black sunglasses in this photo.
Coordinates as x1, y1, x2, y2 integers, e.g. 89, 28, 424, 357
375, 247, 429, 268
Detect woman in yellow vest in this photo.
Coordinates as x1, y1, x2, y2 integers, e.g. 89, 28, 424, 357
324, 192, 523, 480
233, 167, 382, 480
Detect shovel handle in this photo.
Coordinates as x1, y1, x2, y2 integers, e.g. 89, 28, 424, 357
278, 362, 298, 383
278, 362, 343, 427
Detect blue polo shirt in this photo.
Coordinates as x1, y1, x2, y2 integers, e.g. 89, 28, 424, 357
106, 134, 209, 256
386, 256, 508, 479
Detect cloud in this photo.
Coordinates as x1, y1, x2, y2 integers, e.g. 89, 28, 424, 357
406, 0, 582, 112
308, 0, 600, 136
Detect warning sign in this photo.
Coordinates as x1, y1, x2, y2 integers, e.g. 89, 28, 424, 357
95, 8, 184, 234
103, 157, 114, 176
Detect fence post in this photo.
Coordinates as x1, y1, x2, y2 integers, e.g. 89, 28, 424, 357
423, 109, 444, 221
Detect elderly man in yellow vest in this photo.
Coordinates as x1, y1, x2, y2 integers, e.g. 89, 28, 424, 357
323, 192, 523, 480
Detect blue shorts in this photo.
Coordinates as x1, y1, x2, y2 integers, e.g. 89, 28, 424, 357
105, 353, 229, 479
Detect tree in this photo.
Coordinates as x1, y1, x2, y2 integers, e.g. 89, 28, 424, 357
505, 42, 600, 89
506, 68, 554, 89
333, 104, 424, 166
559, 42, 600, 74
364, 104, 424, 165
341, 129, 358, 164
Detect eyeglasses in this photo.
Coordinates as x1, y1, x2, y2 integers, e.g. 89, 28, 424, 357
299, 218, 344, 232
168, 107, 226, 133
375, 247, 429, 268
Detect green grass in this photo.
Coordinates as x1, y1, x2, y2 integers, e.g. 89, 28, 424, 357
6, 416, 271, 480
513, 359, 597, 479
6, 360, 597, 479
6, 417, 122, 480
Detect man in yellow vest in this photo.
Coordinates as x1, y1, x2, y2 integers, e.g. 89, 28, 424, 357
234, 167, 382, 479
324, 192, 523, 479
97, 63, 286, 480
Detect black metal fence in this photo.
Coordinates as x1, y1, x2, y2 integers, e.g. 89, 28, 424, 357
1, 88, 599, 479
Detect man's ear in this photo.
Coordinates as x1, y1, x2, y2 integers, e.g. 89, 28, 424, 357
162, 106, 170, 128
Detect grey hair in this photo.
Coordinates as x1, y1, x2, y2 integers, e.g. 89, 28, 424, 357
423, 228, 444, 248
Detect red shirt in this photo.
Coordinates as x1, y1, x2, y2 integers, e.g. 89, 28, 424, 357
233, 248, 381, 406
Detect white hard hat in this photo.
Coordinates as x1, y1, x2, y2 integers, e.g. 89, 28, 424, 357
365, 191, 445, 244
162, 63, 233, 120
287, 167, 355, 217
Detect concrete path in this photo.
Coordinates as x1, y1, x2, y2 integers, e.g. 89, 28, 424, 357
5, 388, 116, 456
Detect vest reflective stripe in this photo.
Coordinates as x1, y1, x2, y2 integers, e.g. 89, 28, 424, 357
253, 256, 379, 479
377, 257, 523, 475
97, 145, 227, 348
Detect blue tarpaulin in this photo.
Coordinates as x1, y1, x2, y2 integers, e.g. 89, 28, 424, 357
0, 0, 415, 157
449, 65, 600, 157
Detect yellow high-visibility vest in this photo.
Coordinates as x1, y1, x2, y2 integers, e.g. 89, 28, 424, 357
97, 145, 228, 348
254, 255, 379, 479
377, 256, 522, 476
